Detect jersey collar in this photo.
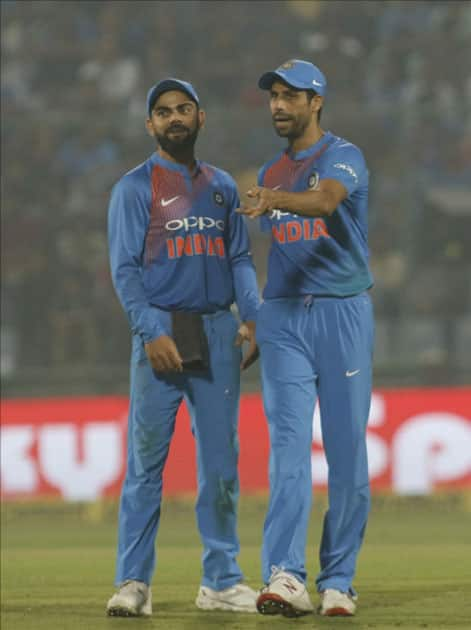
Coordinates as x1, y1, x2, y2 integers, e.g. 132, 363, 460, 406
287, 131, 333, 161
150, 151, 202, 176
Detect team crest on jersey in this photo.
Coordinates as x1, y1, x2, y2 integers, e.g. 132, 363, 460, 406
308, 171, 320, 190
280, 60, 295, 70
213, 191, 224, 206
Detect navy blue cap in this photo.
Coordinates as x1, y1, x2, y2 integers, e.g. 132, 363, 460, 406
146, 78, 199, 116
258, 59, 327, 96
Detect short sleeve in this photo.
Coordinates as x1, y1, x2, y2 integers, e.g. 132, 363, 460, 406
322, 144, 367, 195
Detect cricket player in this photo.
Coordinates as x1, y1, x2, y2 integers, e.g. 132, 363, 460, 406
239, 59, 374, 617
106, 78, 259, 616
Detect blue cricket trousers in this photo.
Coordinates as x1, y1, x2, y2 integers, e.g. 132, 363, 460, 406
256, 293, 374, 593
115, 310, 244, 590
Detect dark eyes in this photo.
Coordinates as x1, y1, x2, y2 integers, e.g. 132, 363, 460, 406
155, 104, 193, 117
270, 92, 297, 100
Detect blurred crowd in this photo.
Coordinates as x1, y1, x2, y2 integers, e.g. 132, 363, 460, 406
2, 0, 470, 390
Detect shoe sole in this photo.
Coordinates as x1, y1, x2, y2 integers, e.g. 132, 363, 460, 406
320, 606, 355, 617
257, 593, 311, 618
107, 607, 138, 617
107, 606, 150, 617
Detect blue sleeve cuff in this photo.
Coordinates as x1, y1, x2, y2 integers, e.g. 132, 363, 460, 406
239, 303, 259, 322
132, 307, 170, 343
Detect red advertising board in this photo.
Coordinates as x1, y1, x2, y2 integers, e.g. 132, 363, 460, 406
1, 389, 470, 500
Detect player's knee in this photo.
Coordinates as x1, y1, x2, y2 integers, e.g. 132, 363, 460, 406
203, 476, 239, 516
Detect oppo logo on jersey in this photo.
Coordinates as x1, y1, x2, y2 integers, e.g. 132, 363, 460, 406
269, 209, 293, 220
165, 216, 225, 232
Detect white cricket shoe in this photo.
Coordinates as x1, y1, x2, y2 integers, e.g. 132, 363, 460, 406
195, 583, 258, 612
106, 580, 152, 617
256, 569, 314, 617
318, 588, 357, 616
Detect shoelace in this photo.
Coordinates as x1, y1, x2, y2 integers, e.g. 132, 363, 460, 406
261, 565, 298, 593
269, 565, 286, 582
260, 566, 281, 593
118, 580, 146, 596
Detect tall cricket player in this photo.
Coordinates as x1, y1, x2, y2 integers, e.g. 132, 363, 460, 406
239, 59, 374, 617
106, 78, 259, 616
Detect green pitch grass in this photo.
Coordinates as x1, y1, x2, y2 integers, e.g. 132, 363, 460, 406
2, 494, 471, 630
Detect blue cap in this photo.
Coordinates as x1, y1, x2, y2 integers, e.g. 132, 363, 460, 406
258, 59, 327, 96
146, 78, 199, 116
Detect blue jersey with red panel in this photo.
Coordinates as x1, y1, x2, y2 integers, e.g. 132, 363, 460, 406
108, 152, 259, 342
259, 131, 373, 298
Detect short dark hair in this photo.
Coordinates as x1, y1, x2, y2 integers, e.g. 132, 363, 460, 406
306, 89, 322, 122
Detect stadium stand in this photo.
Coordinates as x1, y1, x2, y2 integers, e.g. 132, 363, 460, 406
1, 0, 470, 393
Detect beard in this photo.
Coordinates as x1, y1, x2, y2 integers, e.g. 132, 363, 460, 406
272, 115, 310, 141
155, 121, 200, 157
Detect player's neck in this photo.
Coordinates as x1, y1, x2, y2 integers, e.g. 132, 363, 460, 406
289, 125, 325, 154
158, 147, 196, 170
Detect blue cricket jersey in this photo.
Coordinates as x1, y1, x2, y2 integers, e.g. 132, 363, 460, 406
108, 152, 259, 343
259, 131, 373, 298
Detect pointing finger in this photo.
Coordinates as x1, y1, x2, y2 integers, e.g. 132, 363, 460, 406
246, 187, 260, 198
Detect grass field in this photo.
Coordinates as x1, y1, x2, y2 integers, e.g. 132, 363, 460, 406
2, 494, 471, 630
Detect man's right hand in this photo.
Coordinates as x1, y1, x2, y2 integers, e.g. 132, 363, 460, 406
144, 335, 183, 372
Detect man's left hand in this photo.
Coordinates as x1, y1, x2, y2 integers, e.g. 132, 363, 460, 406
235, 320, 259, 370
